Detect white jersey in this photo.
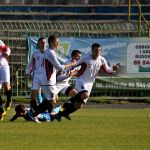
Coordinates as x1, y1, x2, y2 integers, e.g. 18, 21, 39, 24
55, 59, 73, 95
56, 59, 73, 84
0, 40, 11, 66
25, 50, 45, 75
39, 48, 65, 100
76, 53, 113, 84
0, 40, 11, 85
43, 48, 65, 85
75, 53, 113, 100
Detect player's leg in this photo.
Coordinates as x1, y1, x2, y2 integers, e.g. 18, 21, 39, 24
0, 76, 5, 121
2, 65, 12, 111
30, 89, 39, 111
0, 82, 3, 107
31, 85, 57, 117
3, 82, 12, 111
60, 85, 78, 120
37, 89, 43, 104
30, 75, 41, 111
63, 90, 88, 114
0, 84, 7, 121
55, 90, 89, 121
0, 89, 5, 121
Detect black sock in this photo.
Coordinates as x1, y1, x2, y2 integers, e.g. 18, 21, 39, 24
30, 100, 38, 111
0, 95, 3, 106
59, 102, 76, 117
32, 100, 53, 117
5, 90, 12, 102
70, 90, 88, 103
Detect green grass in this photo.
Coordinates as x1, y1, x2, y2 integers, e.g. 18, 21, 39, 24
0, 108, 150, 150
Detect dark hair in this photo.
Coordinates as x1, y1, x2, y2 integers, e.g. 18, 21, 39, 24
38, 37, 46, 43
48, 35, 58, 45
91, 43, 101, 50
10, 104, 25, 121
37, 37, 46, 48
71, 49, 81, 57
15, 104, 25, 113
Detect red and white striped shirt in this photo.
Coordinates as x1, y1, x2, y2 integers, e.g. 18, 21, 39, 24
0, 40, 11, 66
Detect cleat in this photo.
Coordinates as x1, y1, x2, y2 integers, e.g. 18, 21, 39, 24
30, 115, 41, 123
33, 117, 42, 123
5, 101, 12, 111
59, 106, 64, 112
0, 107, 6, 121
53, 114, 62, 121
64, 114, 71, 120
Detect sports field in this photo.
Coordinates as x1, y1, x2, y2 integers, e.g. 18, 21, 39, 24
0, 107, 150, 150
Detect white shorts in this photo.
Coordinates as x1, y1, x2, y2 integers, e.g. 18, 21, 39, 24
31, 74, 41, 90
41, 84, 57, 101
0, 65, 10, 84
0, 81, 2, 89
75, 79, 93, 103
31, 73, 57, 101
55, 82, 71, 95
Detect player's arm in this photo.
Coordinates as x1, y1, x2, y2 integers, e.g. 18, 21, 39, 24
112, 63, 120, 72
49, 51, 77, 71
25, 54, 35, 79
101, 58, 119, 74
56, 69, 78, 81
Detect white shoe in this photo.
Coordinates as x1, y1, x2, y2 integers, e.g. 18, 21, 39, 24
30, 116, 41, 123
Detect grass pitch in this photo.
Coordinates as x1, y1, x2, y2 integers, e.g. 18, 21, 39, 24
0, 107, 150, 150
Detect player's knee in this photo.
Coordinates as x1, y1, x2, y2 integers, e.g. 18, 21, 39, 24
80, 91, 89, 99
3, 83, 11, 91
4, 88, 12, 97
69, 90, 78, 97
74, 101, 83, 110
70, 90, 88, 103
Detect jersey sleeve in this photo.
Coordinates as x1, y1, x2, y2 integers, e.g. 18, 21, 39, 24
48, 50, 65, 71
0, 40, 11, 56
25, 54, 35, 75
56, 71, 70, 81
101, 57, 113, 74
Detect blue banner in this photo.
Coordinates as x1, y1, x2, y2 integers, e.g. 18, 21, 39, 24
28, 37, 150, 89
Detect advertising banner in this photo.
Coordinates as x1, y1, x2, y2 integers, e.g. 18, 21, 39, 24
28, 37, 150, 89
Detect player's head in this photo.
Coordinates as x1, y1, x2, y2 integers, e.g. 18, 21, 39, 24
37, 37, 47, 52
10, 104, 26, 121
48, 35, 59, 50
91, 43, 102, 59
71, 50, 81, 61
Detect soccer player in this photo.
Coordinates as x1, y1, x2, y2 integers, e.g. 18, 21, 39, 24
55, 50, 81, 120
0, 40, 12, 121
25, 37, 47, 111
10, 104, 61, 123
30, 35, 77, 120
54, 43, 119, 121
56, 49, 81, 98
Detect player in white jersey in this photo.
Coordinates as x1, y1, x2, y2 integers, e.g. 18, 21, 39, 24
55, 50, 81, 120
30, 35, 77, 119
25, 37, 47, 111
54, 43, 119, 121
0, 40, 12, 121
56, 50, 81, 97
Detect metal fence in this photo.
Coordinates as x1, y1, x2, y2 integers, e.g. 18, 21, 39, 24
0, 20, 148, 96
0, 0, 136, 5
